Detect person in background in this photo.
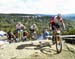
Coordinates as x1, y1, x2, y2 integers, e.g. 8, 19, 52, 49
7, 30, 15, 43
43, 28, 50, 40
30, 23, 38, 33
16, 22, 26, 41
29, 23, 38, 40
16, 22, 26, 33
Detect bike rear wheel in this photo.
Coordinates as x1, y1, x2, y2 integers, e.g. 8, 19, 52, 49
55, 36, 62, 53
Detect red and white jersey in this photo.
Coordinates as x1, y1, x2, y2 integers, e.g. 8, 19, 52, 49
54, 16, 63, 23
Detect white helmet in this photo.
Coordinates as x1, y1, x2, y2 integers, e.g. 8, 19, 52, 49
18, 22, 21, 24
33, 23, 36, 26
57, 13, 61, 17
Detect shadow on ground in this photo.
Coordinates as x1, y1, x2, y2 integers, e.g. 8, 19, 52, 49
16, 42, 51, 50
16, 42, 61, 55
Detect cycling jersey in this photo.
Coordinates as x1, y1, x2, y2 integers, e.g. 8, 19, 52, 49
30, 24, 37, 33
16, 24, 24, 29
49, 16, 63, 30
16, 23, 25, 33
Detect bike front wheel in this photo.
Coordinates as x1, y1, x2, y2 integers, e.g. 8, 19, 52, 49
55, 36, 62, 53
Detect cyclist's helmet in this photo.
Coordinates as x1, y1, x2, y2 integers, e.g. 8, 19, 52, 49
18, 22, 21, 24
57, 14, 62, 20
57, 14, 62, 17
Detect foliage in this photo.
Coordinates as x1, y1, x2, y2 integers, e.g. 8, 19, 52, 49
0, 14, 75, 35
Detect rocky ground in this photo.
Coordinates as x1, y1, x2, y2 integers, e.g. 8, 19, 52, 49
0, 40, 75, 59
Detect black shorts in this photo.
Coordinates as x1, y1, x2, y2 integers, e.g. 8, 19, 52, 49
30, 28, 35, 33
51, 23, 60, 30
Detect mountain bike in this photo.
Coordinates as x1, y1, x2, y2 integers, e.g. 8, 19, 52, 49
45, 29, 62, 53
28, 30, 37, 41
16, 30, 23, 42
53, 29, 62, 53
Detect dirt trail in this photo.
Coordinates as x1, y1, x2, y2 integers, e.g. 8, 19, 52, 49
0, 40, 75, 59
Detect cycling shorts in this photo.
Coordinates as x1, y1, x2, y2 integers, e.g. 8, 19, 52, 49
51, 23, 60, 30
30, 28, 35, 33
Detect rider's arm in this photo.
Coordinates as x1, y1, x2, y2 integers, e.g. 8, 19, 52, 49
11, 32, 16, 38
60, 18, 65, 30
49, 21, 52, 30
21, 24, 26, 29
24, 26, 26, 30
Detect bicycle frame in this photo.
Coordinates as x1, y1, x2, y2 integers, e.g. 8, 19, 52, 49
28, 30, 37, 41
17, 30, 23, 41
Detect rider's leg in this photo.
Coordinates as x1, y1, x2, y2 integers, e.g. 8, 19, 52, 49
33, 31, 37, 40
52, 31, 56, 45
51, 25, 56, 44
52, 23, 61, 44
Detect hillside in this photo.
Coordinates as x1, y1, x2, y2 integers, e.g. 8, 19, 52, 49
0, 14, 75, 35
62, 14, 75, 20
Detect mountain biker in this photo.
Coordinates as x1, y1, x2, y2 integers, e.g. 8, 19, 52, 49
7, 31, 15, 43
49, 14, 65, 44
16, 22, 26, 41
30, 23, 38, 33
16, 22, 26, 33
29, 23, 38, 40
